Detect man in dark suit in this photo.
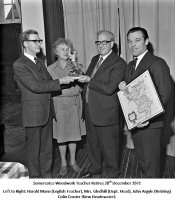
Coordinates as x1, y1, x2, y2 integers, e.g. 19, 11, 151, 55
13, 29, 78, 178
78, 30, 127, 178
119, 27, 171, 178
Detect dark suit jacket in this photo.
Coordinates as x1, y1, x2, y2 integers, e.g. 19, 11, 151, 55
13, 55, 61, 127
124, 51, 171, 128
83, 51, 127, 126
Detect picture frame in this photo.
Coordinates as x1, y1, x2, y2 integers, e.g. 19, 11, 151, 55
117, 70, 164, 130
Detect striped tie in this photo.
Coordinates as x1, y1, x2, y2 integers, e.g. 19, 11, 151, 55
85, 56, 103, 103
91, 56, 103, 78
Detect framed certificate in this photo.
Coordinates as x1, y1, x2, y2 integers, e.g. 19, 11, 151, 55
117, 70, 164, 130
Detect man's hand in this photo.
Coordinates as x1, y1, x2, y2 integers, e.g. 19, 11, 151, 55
118, 81, 127, 91
77, 75, 91, 83
136, 121, 149, 128
59, 76, 80, 84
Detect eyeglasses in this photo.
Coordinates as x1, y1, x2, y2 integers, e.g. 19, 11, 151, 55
25, 40, 43, 44
95, 40, 111, 45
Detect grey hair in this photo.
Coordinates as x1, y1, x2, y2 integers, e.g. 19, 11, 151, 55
52, 38, 74, 55
21, 29, 38, 47
97, 30, 115, 41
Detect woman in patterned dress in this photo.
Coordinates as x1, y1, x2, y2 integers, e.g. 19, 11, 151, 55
48, 38, 86, 176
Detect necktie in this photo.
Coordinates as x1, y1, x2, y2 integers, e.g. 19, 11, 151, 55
34, 57, 46, 79
85, 56, 103, 103
91, 56, 103, 78
131, 57, 138, 77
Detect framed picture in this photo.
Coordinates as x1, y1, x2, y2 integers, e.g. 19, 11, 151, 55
117, 70, 164, 130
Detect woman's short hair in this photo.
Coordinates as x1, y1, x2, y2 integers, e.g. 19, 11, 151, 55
52, 38, 74, 55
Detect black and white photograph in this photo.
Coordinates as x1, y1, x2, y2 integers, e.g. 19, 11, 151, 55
0, 0, 175, 199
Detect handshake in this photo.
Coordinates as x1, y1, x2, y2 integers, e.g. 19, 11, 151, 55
59, 75, 91, 84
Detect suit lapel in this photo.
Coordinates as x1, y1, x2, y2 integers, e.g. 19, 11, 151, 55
23, 55, 38, 71
23, 55, 47, 80
87, 52, 117, 77
90, 52, 117, 78
86, 56, 100, 77
130, 52, 152, 81
95, 54, 110, 73
97, 52, 117, 73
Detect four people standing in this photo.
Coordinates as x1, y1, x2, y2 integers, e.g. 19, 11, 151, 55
13, 27, 172, 178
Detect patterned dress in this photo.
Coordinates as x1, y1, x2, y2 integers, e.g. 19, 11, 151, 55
47, 60, 86, 143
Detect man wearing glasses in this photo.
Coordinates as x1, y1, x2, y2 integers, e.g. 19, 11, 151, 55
78, 30, 127, 178
13, 29, 77, 178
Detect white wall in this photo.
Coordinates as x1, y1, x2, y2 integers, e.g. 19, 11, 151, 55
21, 0, 46, 55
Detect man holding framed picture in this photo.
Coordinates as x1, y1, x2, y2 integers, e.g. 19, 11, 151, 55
119, 27, 172, 178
